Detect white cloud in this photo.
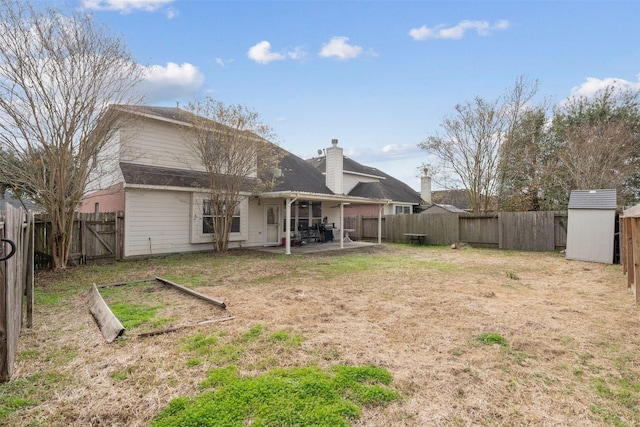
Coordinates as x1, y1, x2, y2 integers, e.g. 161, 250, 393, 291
215, 57, 234, 67
344, 144, 422, 162
138, 62, 205, 103
165, 7, 179, 19
288, 46, 309, 61
569, 75, 640, 98
409, 19, 510, 41
247, 41, 286, 64
82, 0, 175, 14
319, 36, 364, 60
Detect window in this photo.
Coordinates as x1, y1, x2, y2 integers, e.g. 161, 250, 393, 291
395, 205, 411, 215
203, 199, 241, 234
191, 194, 247, 244
284, 200, 323, 231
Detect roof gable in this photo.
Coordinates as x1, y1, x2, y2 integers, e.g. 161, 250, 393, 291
308, 155, 421, 204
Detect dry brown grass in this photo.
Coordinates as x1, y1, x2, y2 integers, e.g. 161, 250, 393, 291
4, 244, 639, 426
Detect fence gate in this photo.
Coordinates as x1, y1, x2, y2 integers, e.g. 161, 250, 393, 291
1, 205, 34, 383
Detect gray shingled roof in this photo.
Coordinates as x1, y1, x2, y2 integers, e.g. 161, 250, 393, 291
120, 152, 334, 195
274, 153, 334, 194
117, 105, 200, 124
120, 162, 265, 192
0, 190, 44, 212
308, 156, 421, 204
568, 189, 617, 209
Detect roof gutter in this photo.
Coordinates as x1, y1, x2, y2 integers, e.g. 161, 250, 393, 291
261, 191, 391, 205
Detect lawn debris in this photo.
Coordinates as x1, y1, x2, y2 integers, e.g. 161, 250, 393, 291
87, 283, 125, 343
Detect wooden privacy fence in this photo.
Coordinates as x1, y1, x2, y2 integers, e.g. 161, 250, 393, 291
1, 205, 35, 383
347, 211, 568, 252
620, 204, 640, 304
34, 211, 124, 268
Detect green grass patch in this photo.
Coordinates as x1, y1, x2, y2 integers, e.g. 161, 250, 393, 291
269, 330, 306, 346
108, 302, 162, 329
44, 346, 78, 365
152, 365, 400, 427
241, 324, 264, 342
476, 333, 508, 347
182, 334, 219, 356
0, 372, 68, 422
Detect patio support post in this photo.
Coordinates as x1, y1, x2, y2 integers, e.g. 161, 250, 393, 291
378, 205, 383, 244
285, 198, 295, 255
340, 203, 345, 249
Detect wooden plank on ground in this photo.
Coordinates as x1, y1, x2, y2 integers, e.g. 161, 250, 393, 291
155, 277, 226, 309
97, 278, 155, 288
88, 283, 125, 343
137, 316, 235, 338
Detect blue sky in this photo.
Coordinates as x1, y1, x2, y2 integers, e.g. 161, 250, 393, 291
74, 0, 639, 191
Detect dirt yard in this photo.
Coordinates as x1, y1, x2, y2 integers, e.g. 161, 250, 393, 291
5, 244, 640, 426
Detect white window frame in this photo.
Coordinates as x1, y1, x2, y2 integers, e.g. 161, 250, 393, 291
190, 193, 248, 244
395, 205, 412, 215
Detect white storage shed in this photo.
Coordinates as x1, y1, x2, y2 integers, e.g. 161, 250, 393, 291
566, 189, 617, 264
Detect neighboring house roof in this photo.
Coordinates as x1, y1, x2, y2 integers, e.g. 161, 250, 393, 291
421, 203, 467, 214
568, 189, 617, 210
431, 189, 471, 210
0, 190, 44, 212
309, 156, 421, 204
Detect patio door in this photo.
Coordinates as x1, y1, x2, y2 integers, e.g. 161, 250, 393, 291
265, 204, 280, 246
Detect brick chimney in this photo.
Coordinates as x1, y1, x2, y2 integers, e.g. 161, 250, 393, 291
325, 139, 343, 194
421, 175, 432, 204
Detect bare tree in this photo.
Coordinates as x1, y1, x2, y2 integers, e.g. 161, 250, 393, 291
555, 121, 636, 193
181, 97, 282, 252
548, 85, 640, 207
420, 76, 540, 213
0, 0, 143, 269
419, 97, 502, 213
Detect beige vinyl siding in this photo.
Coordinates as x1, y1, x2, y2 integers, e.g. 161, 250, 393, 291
120, 120, 204, 172
124, 189, 204, 257
124, 189, 257, 257
120, 118, 258, 178
343, 173, 378, 194
86, 131, 124, 192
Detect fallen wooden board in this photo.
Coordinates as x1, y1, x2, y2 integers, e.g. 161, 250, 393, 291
88, 283, 125, 343
155, 276, 226, 309
98, 278, 155, 288
137, 316, 235, 338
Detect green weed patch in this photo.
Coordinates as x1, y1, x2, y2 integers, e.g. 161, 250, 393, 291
152, 365, 399, 427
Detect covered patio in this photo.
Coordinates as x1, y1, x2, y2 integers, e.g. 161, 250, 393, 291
259, 191, 390, 255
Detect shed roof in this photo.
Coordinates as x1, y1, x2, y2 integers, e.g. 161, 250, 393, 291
568, 189, 617, 210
